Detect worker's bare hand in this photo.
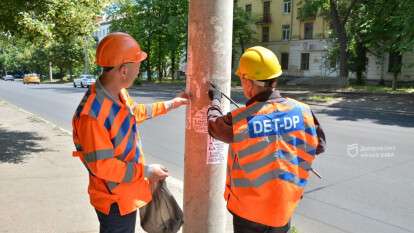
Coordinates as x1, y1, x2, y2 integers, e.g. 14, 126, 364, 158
148, 164, 169, 182
170, 91, 190, 109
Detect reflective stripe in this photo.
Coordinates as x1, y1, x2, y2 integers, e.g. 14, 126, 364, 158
232, 102, 267, 124
233, 169, 306, 188
111, 116, 131, 147
237, 133, 316, 159
134, 145, 141, 162
233, 158, 241, 170
121, 127, 136, 160
84, 149, 114, 163
122, 162, 135, 182
233, 129, 248, 143
75, 89, 91, 117
106, 181, 118, 191
145, 104, 153, 119
284, 136, 316, 156
238, 135, 277, 158
104, 103, 121, 130
242, 150, 312, 173
89, 93, 105, 118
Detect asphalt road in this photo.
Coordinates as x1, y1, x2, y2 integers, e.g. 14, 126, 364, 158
0, 80, 413, 233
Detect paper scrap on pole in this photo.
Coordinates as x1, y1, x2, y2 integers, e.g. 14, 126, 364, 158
207, 135, 227, 164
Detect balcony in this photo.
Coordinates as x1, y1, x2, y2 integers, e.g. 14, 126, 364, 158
256, 14, 272, 25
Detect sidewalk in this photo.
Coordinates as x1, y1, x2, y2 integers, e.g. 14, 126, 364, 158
0, 100, 234, 233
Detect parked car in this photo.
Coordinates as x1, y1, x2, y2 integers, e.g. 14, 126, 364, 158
23, 73, 40, 84
73, 74, 96, 88
2, 75, 14, 81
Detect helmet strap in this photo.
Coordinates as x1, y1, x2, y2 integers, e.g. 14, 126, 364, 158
253, 80, 276, 88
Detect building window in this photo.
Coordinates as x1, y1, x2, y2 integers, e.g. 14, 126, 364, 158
304, 22, 313, 40
282, 25, 290, 41
283, 0, 291, 13
245, 4, 252, 14
301, 53, 310, 70
262, 26, 269, 42
263, 1, 270, 19
388, 52, 402, 73
281, 53, 289, 70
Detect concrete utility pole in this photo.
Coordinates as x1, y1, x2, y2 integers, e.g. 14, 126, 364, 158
184, 0, 233, 233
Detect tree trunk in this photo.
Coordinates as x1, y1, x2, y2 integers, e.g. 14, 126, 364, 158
69, 63, 73, 80
355, 40, 366, 85
378, 53, 385, 86
330, 0, 349, 85
392, 72, 398, 90
171, 49, 176, 80
146, 35, 152, 82
239, 33, 245, 53
157, 37, 162, 82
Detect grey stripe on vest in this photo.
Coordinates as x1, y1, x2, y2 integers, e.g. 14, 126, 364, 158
145, 104, 153, 119
112, 117, 131, 148
233, 158, 242, 170
106, 105, 118, 126
84, 149, 114, 163
241, 150, 312, 173
237, 131, 316, 160
237, 135, 278, 158
233, 169, 302, 188
233, 129, 249, 143
122, 162, 135, 182
120, 130, 136, 160
232, 102, 268, 124
106, 181, 118, 191
278, 133, 316, 154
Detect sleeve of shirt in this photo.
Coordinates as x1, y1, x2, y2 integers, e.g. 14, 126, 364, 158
132, 102, 169, 124
75, 115, 146, 183
207, 99, 234, 143
311, 111, 326, 155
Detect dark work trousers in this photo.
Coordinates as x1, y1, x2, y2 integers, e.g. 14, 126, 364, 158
233, 213, 291, 233
96, 203, 137, 233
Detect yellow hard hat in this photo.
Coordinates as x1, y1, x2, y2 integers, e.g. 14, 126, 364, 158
236, 46, 282, 81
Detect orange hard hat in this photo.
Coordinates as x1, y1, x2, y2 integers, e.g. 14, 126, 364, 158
96, 32, 147, 67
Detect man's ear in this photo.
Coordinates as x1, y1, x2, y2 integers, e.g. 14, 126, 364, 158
119, 65, 128, 79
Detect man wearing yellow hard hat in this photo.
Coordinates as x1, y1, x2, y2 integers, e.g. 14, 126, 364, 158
207, 46, 326, 233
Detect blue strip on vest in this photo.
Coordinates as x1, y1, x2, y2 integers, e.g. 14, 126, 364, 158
247, 107, 305, 138
134, 145, 140, 162
279, 171, 308, 187
91, 98, 102, 117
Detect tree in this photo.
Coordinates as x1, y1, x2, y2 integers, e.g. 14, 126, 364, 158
0, 0, 112, 78
232, 5, 257, 69
298, 0, 362, 83
362, 0, 414, 90
109, 0, 188, 81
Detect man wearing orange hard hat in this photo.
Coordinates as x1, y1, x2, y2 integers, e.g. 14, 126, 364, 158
72, 32, 188, 233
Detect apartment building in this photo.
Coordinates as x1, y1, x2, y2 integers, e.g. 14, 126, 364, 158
236, 0, 414, 82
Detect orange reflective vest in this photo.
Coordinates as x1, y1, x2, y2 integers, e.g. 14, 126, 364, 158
225, 98, 318, 227
72, 81, 168, 215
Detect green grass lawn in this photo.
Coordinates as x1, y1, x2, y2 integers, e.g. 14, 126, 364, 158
343, 84, 414, 94
307, 95, 336, 103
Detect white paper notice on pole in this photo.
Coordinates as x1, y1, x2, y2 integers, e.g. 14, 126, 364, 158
207, 135, 228, 164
